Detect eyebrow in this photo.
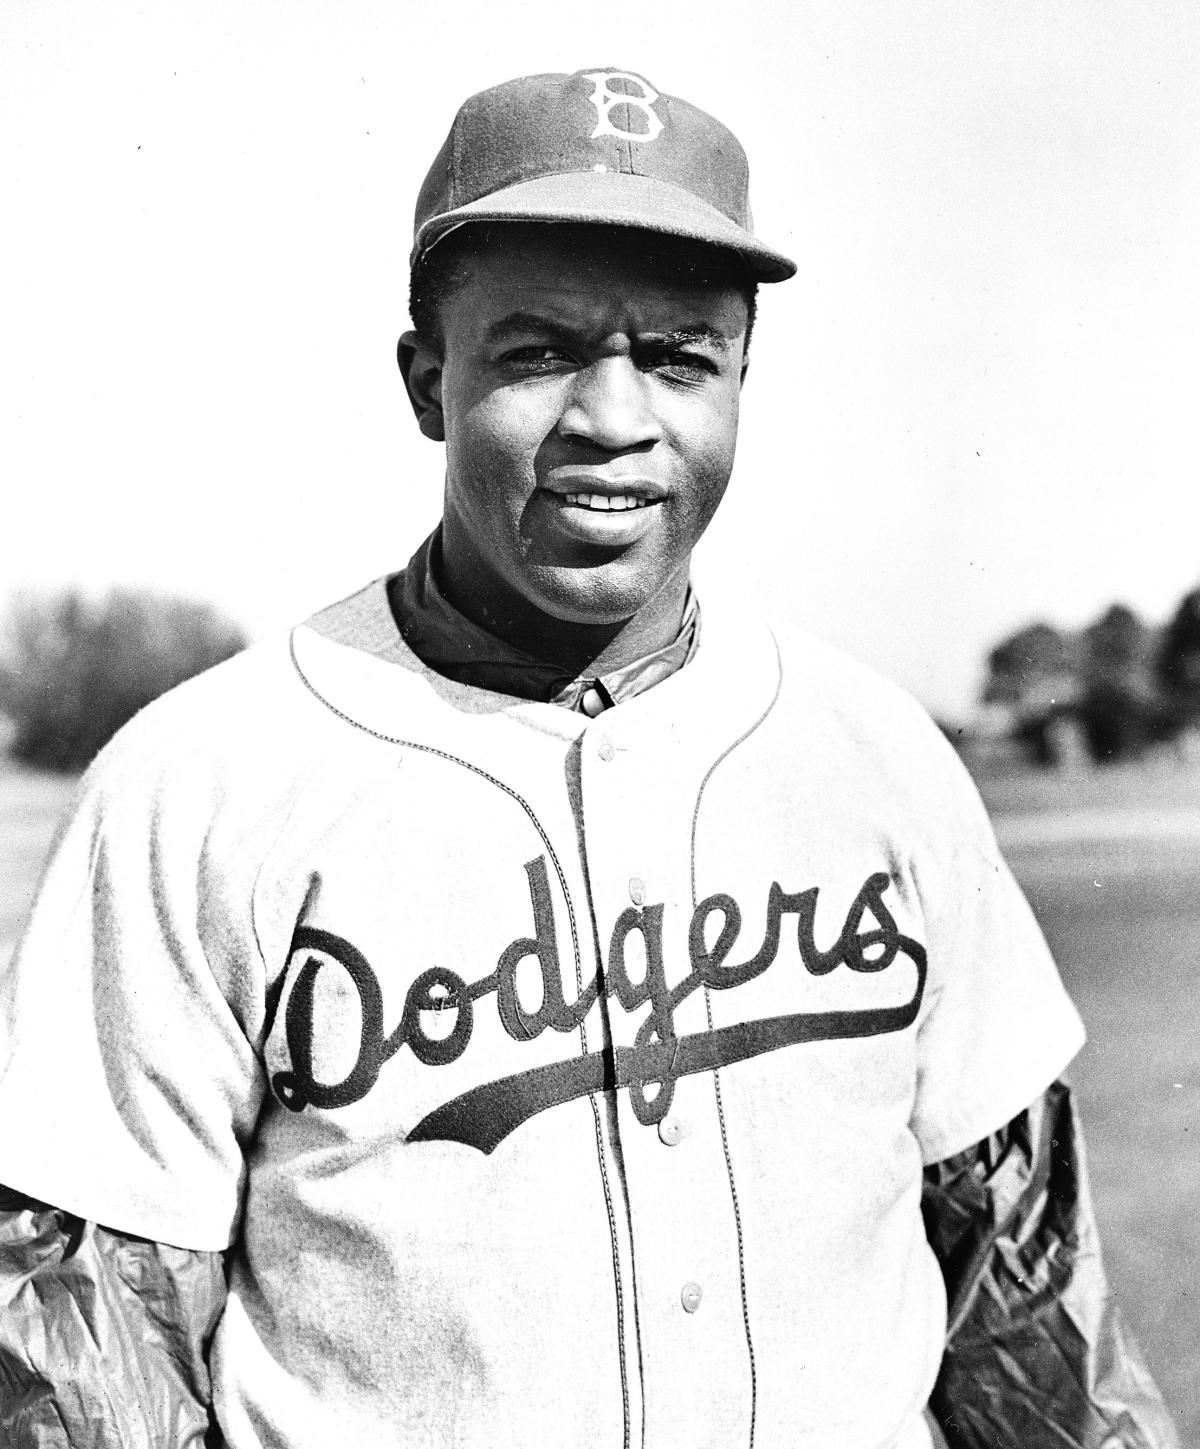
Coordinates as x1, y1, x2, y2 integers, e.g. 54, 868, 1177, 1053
658, 324, 732, 351
484, 312, 732, 350
484, 312, 564, 343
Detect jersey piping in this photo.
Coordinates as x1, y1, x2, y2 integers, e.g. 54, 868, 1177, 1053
690, 624, 784, 1449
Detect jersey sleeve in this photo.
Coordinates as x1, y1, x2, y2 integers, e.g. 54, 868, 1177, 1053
0, 706, 276, 1251
908, 741, 1086, 1166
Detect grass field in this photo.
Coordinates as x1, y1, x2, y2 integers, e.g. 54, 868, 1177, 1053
1, 753, 1196, 1440
978, 759, 1199, 1443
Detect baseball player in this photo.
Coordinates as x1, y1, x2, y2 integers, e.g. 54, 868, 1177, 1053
0, 68, 1179, 1449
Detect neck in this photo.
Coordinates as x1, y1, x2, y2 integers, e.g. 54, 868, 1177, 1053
437, 537, 690, 677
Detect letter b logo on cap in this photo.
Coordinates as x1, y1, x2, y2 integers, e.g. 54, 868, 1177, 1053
582, 71, 665, 142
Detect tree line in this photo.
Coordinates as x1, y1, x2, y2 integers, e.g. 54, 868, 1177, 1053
983, 586, 1200, 765
0, 588, 246, 772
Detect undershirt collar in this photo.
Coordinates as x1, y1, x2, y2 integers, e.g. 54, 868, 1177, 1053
387, 528, 701, 715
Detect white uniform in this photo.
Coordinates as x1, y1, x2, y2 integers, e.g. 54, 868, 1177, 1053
0, 577, 1084, 1449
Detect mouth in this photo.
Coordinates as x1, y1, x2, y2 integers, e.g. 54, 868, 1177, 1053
541, 476, 665, 545
561, 492, 651, 512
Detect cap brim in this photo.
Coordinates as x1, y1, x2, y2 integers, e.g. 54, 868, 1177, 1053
411, 170, 796, 283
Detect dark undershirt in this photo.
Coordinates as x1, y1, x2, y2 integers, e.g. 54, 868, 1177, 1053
386, 526, 700, 715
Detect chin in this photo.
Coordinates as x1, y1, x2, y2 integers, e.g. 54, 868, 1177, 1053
522, 560, 666, 627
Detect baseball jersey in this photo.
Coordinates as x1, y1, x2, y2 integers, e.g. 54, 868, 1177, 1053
0, 576, 1085, 1449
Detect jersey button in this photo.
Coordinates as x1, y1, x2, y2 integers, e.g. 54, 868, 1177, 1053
658, 1116, 685, 1146
580, 687, 606, 718
597, 739, 616, 762
628, 876, 646, 906
680, 1281, 703, 1314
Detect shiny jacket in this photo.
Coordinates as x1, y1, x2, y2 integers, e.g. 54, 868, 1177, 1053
0, 1081, 1179, 1447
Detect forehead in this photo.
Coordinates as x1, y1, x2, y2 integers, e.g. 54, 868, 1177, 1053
443, 225, 750, 333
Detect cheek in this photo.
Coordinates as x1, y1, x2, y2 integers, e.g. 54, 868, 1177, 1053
672, 392, 741, 507
445, 390, 547, 490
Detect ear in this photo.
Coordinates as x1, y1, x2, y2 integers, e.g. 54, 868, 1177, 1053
397, 330, 445, 442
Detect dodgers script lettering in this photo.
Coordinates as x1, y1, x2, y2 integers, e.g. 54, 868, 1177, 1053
270, 863, 926, 1153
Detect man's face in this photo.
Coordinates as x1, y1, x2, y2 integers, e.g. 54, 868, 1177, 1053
404, 226, 750, 634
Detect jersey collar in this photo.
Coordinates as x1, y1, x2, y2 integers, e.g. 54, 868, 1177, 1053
388, 527, 701, 714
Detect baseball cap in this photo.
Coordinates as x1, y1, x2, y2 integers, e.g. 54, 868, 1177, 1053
411, 67, 796, 283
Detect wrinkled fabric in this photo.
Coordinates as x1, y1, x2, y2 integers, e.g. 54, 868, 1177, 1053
923, 1081, 1179, 1448
0, 1186, 225, 1449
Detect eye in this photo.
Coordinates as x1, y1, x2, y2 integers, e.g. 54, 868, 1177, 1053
640, 347, 719, 383
501, 345, 576, 373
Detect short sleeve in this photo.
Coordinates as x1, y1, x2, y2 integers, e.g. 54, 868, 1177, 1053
0, 724, 271, 1251
909, 751, 1086, 1166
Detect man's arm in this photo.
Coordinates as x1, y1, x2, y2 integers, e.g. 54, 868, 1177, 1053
922, 1081, 1179, 1449
0, 1186, 226, 1449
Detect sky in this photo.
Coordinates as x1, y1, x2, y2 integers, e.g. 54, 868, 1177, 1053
2, 0, 1198, 719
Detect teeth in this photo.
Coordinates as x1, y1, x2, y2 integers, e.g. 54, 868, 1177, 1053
563, 493, 648, 511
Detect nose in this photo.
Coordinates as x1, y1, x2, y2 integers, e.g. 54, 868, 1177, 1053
557, 357, 663, 451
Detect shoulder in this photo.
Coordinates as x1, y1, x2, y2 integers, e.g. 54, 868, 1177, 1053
769, 618, 950, 752
701, 597, 954, 760
82, 631, 306, 801
718, 607, 992, 850
76, 577, 409, 816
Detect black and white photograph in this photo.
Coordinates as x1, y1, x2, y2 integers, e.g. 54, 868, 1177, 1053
1, 3, 1195, 1445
